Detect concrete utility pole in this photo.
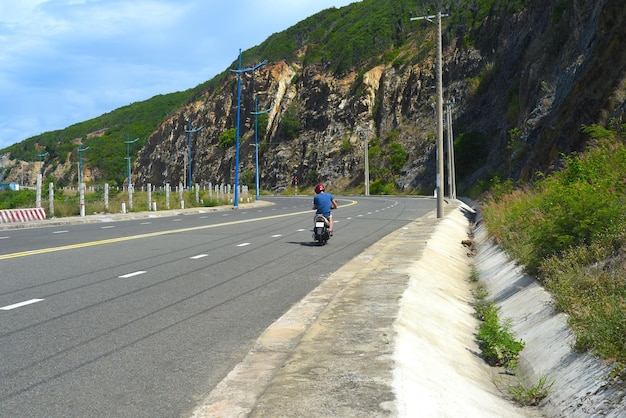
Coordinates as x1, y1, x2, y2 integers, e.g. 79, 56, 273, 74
1, 154, 7, 183
251, 97, 272, 201
231, 49, 267, 207
77, 145, 89, 217
185, 120, 202, 190
411, 11, 448, 218
78, 145, 89, 186
446, 99, 457, 200
356, 127, 370, 196
364, 134, 370, 196
125, 137, 139, 190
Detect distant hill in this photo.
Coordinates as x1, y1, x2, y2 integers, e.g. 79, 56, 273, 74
0, 88, 203, 186
2, 0, 625, 195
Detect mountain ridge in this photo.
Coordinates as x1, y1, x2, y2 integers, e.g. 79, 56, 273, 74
2, 0, 625, 196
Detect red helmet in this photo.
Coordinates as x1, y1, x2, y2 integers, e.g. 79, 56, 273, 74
314, 184, 325, 194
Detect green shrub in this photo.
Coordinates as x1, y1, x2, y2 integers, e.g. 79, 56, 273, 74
306, 170, 319, 186
484, 138, 626, 274
476, 304, 525, 368
482, 126, 626, 363
369, 179, 395, 195
471, 269, 525, 368
279, 104, 302, 140
387, 142, 407, 174
0, 190, 37, 209
471, 284, 491, 321
218, 128, 237, 148
341, 139, 354, 154
507, 375, 554, 406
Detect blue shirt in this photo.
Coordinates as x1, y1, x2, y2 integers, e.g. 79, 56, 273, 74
313, 192, 334, 217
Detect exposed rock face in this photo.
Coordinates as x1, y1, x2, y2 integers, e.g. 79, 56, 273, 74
133, 0, 626, 193
135, 60, 425, 192
2, 151, 97, 188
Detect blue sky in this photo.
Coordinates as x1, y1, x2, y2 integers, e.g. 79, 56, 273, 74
0, 0, 358, 150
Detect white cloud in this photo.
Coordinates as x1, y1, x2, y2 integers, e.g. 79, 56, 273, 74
0, 0, 359, 150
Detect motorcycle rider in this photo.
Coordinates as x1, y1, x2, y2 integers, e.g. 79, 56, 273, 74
312, 183, 338, 236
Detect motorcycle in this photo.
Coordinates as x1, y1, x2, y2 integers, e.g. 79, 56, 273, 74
312, 214, 331, 245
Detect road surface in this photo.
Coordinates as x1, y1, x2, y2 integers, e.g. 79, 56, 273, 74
0, 196, 434, 417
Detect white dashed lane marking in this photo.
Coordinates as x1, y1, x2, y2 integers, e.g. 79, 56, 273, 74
118, 271, 147, 279
190, 254, 208, 260
1, 299, 44, 311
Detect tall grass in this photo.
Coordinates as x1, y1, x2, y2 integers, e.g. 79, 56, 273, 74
1, 188, 233, 216
482, 127, 626, 363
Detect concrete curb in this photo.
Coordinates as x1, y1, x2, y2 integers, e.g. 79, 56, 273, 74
393, 201, 540, 417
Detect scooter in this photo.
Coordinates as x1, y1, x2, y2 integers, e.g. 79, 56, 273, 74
312, 214, 331, 245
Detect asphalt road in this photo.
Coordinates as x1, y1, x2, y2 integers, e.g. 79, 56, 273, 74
0, 196, 434, 417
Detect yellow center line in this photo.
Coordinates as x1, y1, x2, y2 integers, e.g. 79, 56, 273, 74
0, 199, 357, 260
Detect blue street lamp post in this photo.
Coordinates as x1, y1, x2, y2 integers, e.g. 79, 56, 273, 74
38, 151, 49, 175
231, 49, 267, 206
125, 137, 139, 190
185, 120, 202, 190
251, 97, 272, 201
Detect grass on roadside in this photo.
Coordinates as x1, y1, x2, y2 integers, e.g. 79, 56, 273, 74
506, 374, 554, 406
481, 130, 626, 365
1, 188, 235, 216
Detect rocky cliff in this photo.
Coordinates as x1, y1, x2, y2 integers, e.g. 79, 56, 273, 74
132, 0, 625, 194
